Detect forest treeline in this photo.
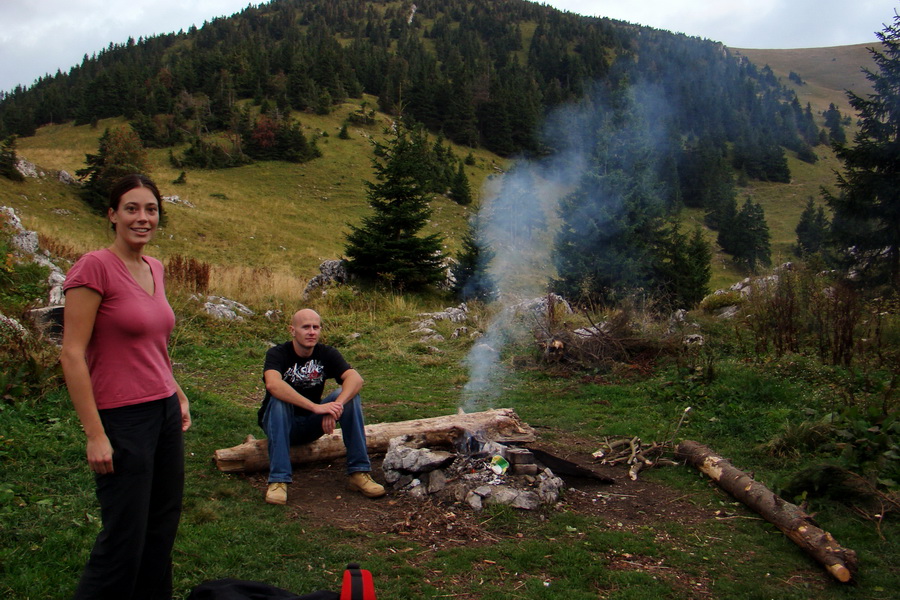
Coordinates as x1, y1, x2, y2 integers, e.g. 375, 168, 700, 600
1, 0, 821, 178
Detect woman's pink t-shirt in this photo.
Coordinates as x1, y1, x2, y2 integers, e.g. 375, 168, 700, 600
63, 249, 178, 410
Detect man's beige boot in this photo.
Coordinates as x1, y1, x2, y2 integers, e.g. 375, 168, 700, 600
266, 482, 288, 505
348, 472, 386, 498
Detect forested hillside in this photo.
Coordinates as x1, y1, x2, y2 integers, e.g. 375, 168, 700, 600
4, 0, 877, 306
1, 0, 819, 181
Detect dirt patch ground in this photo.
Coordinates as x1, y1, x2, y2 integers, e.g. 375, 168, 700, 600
240, 437, 727, 596
241, 437, 714, 547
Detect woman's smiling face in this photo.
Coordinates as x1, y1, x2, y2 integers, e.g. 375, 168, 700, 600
109, 186, 160, 247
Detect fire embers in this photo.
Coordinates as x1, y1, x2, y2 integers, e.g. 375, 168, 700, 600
381, 434, 565, 511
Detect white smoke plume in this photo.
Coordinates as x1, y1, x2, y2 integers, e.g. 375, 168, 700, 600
461, 84, 670, 411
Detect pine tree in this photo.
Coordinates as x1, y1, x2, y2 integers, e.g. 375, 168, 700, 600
344, 121, 445, 290
453, 212, 494, 301
76, 127, 150, 212
449, 162, 473, 206
823, 103, 847, 145
653, 224, 712, 308
552, 89, 668, 303
728, 198, 771, 272
0, 136, 24, 182
795, 197, 829, 257
824, 14, 900, 289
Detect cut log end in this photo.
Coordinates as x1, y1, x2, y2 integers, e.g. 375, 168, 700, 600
827, 563, 853, 583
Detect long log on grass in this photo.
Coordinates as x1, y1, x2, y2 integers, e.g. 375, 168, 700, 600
675, 440, 858, 583
214, 408, 536, 474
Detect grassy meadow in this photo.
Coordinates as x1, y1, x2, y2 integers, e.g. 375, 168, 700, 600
2, 51, 899, 599
2, 275, 898, 599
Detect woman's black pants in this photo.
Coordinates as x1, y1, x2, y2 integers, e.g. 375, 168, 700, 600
73, 394, 184, 600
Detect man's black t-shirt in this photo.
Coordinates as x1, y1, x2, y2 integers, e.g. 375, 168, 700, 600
258, 341, 352, 427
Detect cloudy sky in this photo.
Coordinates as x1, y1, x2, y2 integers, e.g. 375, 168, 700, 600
0, 0, 894, 93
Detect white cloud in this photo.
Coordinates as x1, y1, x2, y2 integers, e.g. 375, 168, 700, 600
0, 0, 251, 91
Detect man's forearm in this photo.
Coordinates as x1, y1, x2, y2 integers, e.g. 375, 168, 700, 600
268, 380, 318, 411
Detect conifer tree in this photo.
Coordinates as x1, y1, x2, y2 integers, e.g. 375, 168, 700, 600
344, 120, 445, 290
449, 162, 473, 206
654, 224, 712, 308
0, 136, 24, 182
726, 198, 771, 272
824, 14, 900, 289
823, 103, 847, 145
795, 197, 829, 257
453, 213, 494, 301
552, 89, 668, 303
76, 127, 150, 212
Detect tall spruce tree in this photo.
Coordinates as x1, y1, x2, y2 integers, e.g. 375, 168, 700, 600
795, 197, 829, 257
654, 224, 712, 308
824, 14, 900, 289
344, 121, 445, 290
76, 127, 150, 212
552, 88, 668, 304
0, 136, 24, 182
823, 103, 847, 145
452, 212, 494, 301
729, 198, 772, 272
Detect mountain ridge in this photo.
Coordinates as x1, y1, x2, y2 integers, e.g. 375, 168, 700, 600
732, 43, 876, 114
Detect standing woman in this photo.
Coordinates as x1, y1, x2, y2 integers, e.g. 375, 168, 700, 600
60, 174, 191, 600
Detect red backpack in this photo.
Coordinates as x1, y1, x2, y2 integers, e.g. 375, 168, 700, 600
340, 563, 376, 600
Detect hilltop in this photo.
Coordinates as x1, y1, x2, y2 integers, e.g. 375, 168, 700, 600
733, 43, 877, 114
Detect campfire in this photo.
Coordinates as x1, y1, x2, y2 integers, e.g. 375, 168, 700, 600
212, 408, 612, 512
381, 433, 565, 510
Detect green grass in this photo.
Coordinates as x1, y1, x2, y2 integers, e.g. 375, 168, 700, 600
2, 295, 899, 598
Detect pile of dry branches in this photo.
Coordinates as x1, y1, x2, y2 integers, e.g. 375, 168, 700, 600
591, 436, 678, 480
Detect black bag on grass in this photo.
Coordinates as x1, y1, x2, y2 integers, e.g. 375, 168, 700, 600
186, 578, 339, 600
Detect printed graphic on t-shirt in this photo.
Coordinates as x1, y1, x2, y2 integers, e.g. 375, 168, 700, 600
283, 360, 324, 389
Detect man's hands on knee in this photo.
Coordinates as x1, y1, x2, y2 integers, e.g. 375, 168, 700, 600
315, 401, 343, 434
322, 414, 336, 435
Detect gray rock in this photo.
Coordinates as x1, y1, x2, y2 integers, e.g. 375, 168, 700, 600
15, 159, 40, 178
303, 259, 349, 298
0, 312, 28, 337
683, 334, 704, 346
426, 468, 447, 494
203, 303, 240, 320
511, 294, 572, 317
451, 327, 468, 339
382, 444, 456, 474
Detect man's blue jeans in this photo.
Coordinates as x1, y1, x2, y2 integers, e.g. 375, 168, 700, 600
261, 388, 372, 483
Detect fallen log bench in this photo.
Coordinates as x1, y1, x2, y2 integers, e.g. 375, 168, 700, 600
676, 440, 858, 583
213, 408, 536, 474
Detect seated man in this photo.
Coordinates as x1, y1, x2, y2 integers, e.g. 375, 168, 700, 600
258, 308, 385, 504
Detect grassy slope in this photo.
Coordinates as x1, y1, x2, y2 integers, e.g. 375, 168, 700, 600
691, 44, 876, 290
732, 43, 876, 115
7, 95, 502, 283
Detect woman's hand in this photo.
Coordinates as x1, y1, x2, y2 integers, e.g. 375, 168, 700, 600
177, 387, 192, 432
86, 433, 114, 474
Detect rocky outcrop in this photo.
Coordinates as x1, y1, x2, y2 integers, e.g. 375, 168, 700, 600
302, 259, 349, 299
